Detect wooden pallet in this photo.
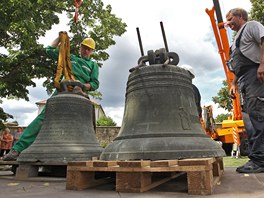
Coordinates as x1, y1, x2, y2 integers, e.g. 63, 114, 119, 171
0, 160, 19, 174
0, 160, 68, 180
0, 160, 19, 166
66, 157, 224, 195
16, 162, 69, 180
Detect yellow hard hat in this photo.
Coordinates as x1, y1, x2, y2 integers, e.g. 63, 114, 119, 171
81, 38, 96, 49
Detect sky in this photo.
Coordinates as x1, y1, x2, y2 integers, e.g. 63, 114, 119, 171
1, 0, 252, 127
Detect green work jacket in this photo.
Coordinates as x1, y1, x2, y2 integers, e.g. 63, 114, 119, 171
45, 46, 99, 92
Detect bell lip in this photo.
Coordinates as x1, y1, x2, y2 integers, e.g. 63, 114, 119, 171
100, 137, 226, 161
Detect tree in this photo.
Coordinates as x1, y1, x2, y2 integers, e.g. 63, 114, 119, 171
0, 0, 126, 124
212, 80, 233, 111
215, 113, 232, 123
0, 0, 127, 101
250, 0, 264, 25
96, 116, 117, 126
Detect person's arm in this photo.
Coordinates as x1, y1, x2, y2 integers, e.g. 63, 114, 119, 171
257, 37, 264, 83
75, 60, 99, 92
230, 75, 238, 99
50, 36, 60, 48
45, 35, 62, 60
88, 62, 99, 91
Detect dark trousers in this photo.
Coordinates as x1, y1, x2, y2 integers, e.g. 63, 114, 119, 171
238, 67, 264, 167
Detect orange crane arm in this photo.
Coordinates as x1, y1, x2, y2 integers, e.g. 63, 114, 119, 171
205, 2, 242, 121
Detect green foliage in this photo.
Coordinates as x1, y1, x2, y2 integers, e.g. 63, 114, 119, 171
0, 0, 127, 101
215, 113, 232, 123
96, 116, 117, 126
212, 80, 233, 111
250, 0, 264, 25
100, 142, 108, 148
89, 90, 102, 100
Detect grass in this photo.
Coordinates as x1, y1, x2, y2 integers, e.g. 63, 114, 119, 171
223, 156, 249, 167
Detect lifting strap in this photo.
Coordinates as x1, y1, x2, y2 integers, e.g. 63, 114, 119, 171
54, 32, 75, 90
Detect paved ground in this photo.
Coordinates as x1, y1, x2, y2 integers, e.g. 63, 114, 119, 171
0, 167, 264, 198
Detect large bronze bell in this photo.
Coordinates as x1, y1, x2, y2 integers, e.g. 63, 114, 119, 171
18, 83, 103, 163
100, 49, 225, 160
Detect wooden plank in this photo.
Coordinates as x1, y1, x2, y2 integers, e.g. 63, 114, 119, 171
66, 170, 113, 190
217, 157, 224, 170
116, 172, 186, 193
187, 170, 214, 195
139, 172, 185, 192
212, 161, 221, 176
67, 164, 211, 172
150, 160, 178, 167
11, 162, 69, 180
117, 160, 151, 167
93, 161, 118, 167
15, 164, 38, 180
67, 165, 212, 172
178, 158, 215, 166
68, 160, 118, 167
0, 161, 19, 165
116, 172, 152, 192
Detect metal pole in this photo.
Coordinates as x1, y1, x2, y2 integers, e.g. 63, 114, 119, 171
213, 0, 223, 23
136, 27, 144, 56
160, 21, 169, 52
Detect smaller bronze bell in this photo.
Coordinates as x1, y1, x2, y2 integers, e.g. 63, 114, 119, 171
18, 82, 103, 163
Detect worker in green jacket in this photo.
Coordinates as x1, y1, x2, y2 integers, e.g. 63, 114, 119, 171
3, 34, 99, 161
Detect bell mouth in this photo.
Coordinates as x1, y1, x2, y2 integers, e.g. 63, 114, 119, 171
100, 136, 226, 161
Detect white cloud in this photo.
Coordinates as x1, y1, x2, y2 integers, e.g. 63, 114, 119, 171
2, 78, 49, 126
104, 106, 124, 126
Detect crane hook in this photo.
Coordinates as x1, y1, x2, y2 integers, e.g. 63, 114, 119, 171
73, 0, 83, 23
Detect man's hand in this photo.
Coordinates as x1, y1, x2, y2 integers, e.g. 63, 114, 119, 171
85, 83, 91, 91
50, 36, 60, 48
259, 37, 264, 83
230, 83, 237, 99
257, 64, 264, 83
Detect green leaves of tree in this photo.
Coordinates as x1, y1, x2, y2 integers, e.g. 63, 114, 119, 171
212, 80, 233, 111
96, 115, 117, 126
0, 0, 126, 127
250, 0, 264, 25
0, 0, 127, 101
